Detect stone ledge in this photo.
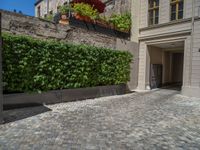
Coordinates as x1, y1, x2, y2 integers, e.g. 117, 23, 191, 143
3, 84, 128, 105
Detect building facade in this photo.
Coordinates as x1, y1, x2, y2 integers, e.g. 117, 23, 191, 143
34, 0, 131, 18
35, 0, 200, 98
131, 0, 200, 98
35, 0, 71, 17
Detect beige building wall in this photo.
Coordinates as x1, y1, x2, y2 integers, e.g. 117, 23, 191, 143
134, 0, 200, 97
139, 0, 200, 28
116, 39, 139, 90
182, 19, 200, 97
35, 0, 70, 17
35, 0, 48, 17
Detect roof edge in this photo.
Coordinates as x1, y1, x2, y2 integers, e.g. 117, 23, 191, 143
35, 0, 43, 6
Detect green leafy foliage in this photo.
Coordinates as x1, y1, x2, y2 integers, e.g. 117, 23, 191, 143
73, 3, 99, 20
109, 12, 132, 32
44, 14, 54, 21
2, 33, 133, 93
59, 5, 71, 14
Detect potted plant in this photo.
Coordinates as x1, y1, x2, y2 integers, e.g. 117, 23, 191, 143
73, 2, 99, 22
109, 12, 132, 33
59, 5, 71, 24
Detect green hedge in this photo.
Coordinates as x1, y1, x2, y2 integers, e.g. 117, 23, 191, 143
2, 33, 133, 93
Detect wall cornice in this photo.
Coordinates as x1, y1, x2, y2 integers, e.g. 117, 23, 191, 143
139, 17, 200, 32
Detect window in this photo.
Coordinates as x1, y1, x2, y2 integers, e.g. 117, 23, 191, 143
170, 0, 184, 21
37, 6, 41, 17
148, 0, 159, 25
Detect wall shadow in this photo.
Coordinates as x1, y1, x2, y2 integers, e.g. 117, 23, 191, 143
160, 83, 182, 91
3, 104, 51, 124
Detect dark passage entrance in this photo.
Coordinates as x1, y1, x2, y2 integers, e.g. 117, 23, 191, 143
150, 64, 163, 89
172, 53, 184, 84
148, 41, 184, 90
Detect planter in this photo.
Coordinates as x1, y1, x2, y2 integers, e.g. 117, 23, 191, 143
3, 84, 128, 106
74, 13, 84, 21
73, 13, 94, 23
95, 20, 111, 28
69, 17, 95, 30
69, 17, 130, 39
114, 29, 131, 38
59, 14, 69, 25
94, 22, 116, 36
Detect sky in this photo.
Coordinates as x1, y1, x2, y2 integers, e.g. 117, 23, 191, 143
0, 0, 35, 16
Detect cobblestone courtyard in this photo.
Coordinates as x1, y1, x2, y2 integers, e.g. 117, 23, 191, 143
1, 89, 200, 149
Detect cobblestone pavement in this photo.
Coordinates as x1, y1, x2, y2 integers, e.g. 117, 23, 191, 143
1, 89, 200, 150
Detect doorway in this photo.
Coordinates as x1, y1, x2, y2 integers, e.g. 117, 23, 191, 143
148, 41, 184, 89
150, 64, 163, 89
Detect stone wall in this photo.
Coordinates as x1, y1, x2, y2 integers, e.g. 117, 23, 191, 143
1, 9, 116, 49
0, 9, 138, 90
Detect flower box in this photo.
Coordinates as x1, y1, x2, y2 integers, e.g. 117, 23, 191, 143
69, 17, 130, 39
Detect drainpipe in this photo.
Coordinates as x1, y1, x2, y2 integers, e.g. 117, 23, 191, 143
189, 0, 195, 86
0, 12, 3, 124
47, 0, 49, 14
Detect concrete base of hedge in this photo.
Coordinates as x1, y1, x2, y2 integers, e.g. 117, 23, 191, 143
3, 84, 128, 105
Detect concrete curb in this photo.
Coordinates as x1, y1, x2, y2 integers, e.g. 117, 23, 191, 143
3, 84, 128, 105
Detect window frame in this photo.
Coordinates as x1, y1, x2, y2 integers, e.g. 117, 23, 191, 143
148, 0, 160, 26
170, 0, 184, 21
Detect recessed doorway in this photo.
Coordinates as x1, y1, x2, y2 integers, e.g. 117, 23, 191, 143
148, 41, 184, 90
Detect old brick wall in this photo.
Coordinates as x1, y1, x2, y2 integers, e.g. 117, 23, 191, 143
1, 10, 116, 49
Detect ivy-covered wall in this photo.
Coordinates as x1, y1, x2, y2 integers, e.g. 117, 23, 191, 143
2, 33, 132, 93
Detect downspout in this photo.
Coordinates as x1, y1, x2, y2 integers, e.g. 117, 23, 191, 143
47, 0, 49, 14
0, 12, 3, 124
189, 0, 195, 86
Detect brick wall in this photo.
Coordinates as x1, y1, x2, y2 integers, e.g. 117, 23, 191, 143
1, 9, 117, 49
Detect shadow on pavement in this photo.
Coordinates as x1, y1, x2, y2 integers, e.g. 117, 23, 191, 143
3, 104, 51, 124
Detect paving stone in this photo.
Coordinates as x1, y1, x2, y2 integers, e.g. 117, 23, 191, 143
1, 89, 200, 149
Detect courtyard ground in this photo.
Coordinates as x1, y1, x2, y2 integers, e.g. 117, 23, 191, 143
1, 88, 200, 149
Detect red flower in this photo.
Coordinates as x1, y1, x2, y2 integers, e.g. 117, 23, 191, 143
72, 0, 106, 13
